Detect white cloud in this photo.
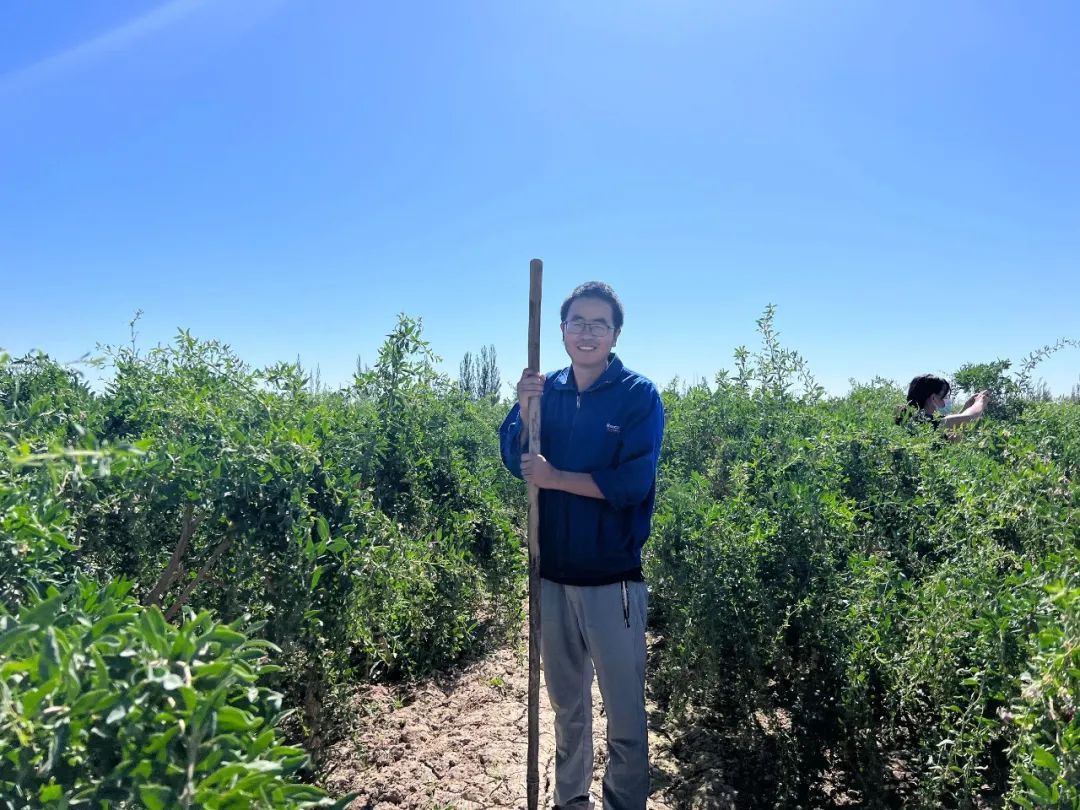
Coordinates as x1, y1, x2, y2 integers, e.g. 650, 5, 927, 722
0, 0, 281, 97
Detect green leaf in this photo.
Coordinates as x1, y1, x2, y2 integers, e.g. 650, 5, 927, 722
1, 657, 37, 677
70, 689, 114, 715
236, 758, 282, 773
216, 705, 257, 732
21, 594, 63, 628
277, 784, 329, 800
131, 759, 152, 779
142, 607, 168, 645
38, 783, 63, 801
1021, 768, 1052, 802
42, 627, 62, 671
201, 626, 247, 649
247, 729, 275, 756
145, 726, 180, 754
197, 762, 246, 789
90, 647, 111, 690
0, 623, 37, 655
316, 515, 330, 542
22, 676, 59, 716
192, 660, 231, 680
90, 611, 138, 640
139, 784, 172, 810
178, 686, 199, 712
1031, 746, 1060, 774
269, 745, 306, 758
196, 747, 226, 774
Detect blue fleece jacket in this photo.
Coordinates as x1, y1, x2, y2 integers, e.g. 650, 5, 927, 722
499, 354, 664, 585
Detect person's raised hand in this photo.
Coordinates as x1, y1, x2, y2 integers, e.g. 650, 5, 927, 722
961, 390, 992, 412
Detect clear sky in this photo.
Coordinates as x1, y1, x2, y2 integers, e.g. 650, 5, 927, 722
3, 1, 1078, 397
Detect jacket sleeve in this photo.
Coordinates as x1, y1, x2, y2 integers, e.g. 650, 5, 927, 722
499, 404, 527, 480
591, 385, 665, 509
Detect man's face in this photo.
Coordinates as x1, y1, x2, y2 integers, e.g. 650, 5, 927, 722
561, 297, 619, 370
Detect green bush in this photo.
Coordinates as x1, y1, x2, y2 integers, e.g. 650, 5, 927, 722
0, 580, 350, 809
5, 310, 1075, 808
1006, 561, 1080, 809
646, 309, 1080, 807
1, 317, 524, 800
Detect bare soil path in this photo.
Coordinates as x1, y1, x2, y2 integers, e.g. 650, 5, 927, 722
321, 639, 726, 809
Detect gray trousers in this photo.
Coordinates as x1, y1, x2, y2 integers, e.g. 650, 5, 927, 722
541, 578, 649, 810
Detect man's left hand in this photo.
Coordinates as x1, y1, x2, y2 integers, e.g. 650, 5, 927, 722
521, 453, 560, 489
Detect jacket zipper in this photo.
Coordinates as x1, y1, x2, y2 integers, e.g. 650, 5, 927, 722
566, 392, 582, 449
621, 580, 630, 628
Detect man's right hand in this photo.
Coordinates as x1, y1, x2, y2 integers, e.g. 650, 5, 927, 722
517, 368, 545, 423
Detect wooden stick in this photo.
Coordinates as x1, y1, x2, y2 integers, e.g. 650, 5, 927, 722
526, 258, 543, 810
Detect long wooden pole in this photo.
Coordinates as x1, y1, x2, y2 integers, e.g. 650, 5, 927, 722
526, 258, 543, 810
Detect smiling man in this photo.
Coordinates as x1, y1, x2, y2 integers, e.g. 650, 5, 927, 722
500, 281, 665, 810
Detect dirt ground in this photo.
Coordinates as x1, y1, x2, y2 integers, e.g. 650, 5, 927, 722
321, 639, 738, 809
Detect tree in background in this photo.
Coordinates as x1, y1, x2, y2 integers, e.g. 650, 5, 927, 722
459, 344, 501, 401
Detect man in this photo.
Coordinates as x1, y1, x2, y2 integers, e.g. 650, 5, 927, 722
499, 281, 665, 810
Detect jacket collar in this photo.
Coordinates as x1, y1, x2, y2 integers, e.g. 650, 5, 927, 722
552, 353, 624, 392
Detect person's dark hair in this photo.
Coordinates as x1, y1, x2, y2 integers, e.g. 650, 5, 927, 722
560, 281, 624, 330
906, 374, 950, 411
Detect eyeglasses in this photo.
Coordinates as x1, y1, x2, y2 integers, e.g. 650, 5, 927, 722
562, 321, 614, 337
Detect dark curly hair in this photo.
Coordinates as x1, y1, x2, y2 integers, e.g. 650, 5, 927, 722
560, 281, 624, 331
906, 374, 950, 411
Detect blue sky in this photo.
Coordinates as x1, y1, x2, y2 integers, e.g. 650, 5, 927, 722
2, 0, 1078, 396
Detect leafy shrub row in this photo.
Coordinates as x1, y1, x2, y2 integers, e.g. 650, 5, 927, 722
1, 317, 524, 806
647, 311, 1079, 807
4, 309, 1076, 808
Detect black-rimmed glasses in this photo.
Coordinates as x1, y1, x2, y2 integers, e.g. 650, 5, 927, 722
563, 321, 614, 337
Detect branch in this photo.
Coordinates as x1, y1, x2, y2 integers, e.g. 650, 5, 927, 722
144, 504, 201, 608
164, 531, 235, 622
